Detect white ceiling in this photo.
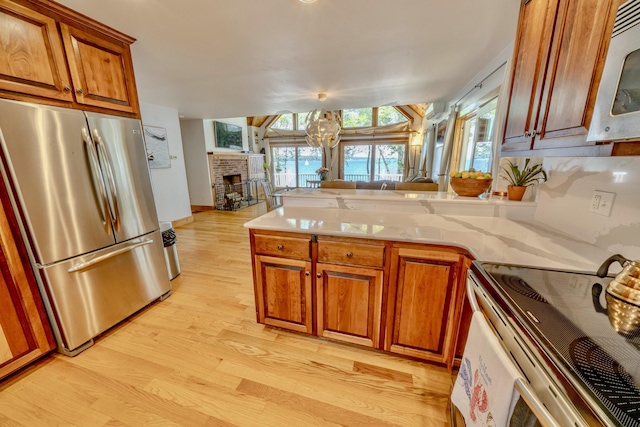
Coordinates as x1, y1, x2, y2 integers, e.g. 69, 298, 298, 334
55, 0, 520, 120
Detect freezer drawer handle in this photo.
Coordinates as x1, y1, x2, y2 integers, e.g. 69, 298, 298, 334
67, 239, 154, 273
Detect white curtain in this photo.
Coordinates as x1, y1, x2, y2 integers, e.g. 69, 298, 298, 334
324, 145, 339, 180
421, 124, 436, 179
437, 105, 459, 190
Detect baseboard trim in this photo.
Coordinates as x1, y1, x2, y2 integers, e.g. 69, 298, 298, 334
191, 205, 215, 212
172, 216, 194, 228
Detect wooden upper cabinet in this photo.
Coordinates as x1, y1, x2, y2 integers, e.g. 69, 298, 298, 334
503, 0, 559, 151
502, 0, 617, 154
0, 0, 73, 102
0, 0, 140, 117
59, 23, 139, 115
533, 0, 616, 150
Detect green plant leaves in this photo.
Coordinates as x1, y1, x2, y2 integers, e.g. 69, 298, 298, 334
500, 158, 547, 187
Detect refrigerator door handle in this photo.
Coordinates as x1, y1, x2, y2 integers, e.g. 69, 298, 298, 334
67, 239, 154, 273
82, 128, 112, 235
92, 129, 121, 232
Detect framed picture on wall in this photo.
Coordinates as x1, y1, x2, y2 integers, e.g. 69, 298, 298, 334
214, 121, 243, 150
144, 125, 171, 168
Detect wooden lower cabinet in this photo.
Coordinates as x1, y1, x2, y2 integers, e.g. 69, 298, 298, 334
316, 263, 383, 348
385, 246, 467, 367
253, 255, 313, 334
0, 180, 55, 380
250, 229, 472, 368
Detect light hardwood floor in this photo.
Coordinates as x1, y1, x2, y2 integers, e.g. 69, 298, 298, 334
0, 204, 455, 426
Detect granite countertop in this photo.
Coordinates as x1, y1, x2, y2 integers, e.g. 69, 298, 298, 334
244, 206, 612, 273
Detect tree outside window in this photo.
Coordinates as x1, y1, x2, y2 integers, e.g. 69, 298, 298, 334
343, 108, 373, 128
271, 114, 294, 130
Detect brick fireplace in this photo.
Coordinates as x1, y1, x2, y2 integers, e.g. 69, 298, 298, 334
208, 153, 265, 210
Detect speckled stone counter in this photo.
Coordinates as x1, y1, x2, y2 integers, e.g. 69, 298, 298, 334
244, 206, 611, 273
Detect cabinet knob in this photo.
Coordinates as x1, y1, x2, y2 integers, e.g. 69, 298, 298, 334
316, 273, 322, 278
524, 130, 531, 138
277, 244, 283, 250
76, 88, 84, 94
305, 271, 310, 276
346, 252, 353, 258
64, 86, 71, 92
531, 130, 539, 137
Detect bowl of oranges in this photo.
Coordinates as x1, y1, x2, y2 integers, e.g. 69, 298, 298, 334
449, 169, 492, 197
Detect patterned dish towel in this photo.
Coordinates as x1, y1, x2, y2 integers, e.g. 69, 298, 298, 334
451, 311, 521, 426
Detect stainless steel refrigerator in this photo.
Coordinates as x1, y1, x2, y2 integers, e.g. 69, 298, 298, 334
0, 98, 171, 356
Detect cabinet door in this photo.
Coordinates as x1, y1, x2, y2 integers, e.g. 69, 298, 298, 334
502, 0, 559, 151
0, 182, 55, 379
316, 263, 383, 348
532, 0, 615, 150
0, 0, 73, 102
254, 255, 312, 334
385, 247, 462, 365
59, 23, 139, 115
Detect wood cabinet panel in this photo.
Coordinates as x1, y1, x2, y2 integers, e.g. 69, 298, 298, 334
254, 255, 312, 334
0, 0, 72, 102
502, 0, 619, 155
386, 247, 463, 365
0, 176, 55, 379
503, 0, 559, 151
59, 23, 139, 114
254, 234, 311, 260
316, 263, 383, 348
534, 0, 615, 149
317, 240, 384, 268
0, 0, 141, 116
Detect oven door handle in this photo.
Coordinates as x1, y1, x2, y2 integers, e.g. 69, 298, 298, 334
466, 273, 564, 427
514, 378, 562, 427
466, 276, 482, 313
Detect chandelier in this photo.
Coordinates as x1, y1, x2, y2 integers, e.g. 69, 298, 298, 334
305, 93, 341, 149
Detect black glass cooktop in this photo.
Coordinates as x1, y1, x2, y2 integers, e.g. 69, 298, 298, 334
475, 262, 640, 427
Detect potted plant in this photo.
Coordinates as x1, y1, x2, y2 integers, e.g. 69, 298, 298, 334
501, 158, 547, 201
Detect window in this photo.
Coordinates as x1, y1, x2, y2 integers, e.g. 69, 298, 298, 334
297, 112, 310, 131
342, 142, 406, 182
343, 108, 373, 128
377, 106, 407, 126
458, 97, 497, 173
271, 144, 323, 188
271, 114, 294, 130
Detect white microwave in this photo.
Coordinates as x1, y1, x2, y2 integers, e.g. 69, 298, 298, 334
588, 0, 640, 143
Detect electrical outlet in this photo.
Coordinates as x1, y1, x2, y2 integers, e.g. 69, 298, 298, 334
589, 190, 615, 216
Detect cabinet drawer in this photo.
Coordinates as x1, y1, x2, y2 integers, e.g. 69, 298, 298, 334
254, 234, 311, 260
318, 241, 384, 268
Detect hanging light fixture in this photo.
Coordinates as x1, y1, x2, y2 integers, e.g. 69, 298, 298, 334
305, 93, 341, 149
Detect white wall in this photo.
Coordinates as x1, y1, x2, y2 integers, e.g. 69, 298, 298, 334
180, 119, 213, 207
204, 117, 249, 152
140, 102, 192, 223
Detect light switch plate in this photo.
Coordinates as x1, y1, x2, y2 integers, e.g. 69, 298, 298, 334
589, 190, 615, 216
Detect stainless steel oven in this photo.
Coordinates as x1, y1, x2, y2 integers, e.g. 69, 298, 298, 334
589, 0, 640, 142
457, 262, 640, 426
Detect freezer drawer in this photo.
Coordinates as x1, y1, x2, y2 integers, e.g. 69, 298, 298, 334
40, 230, 171, 353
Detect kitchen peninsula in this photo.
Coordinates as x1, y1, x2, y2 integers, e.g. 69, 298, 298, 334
245, 202, 611, 368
